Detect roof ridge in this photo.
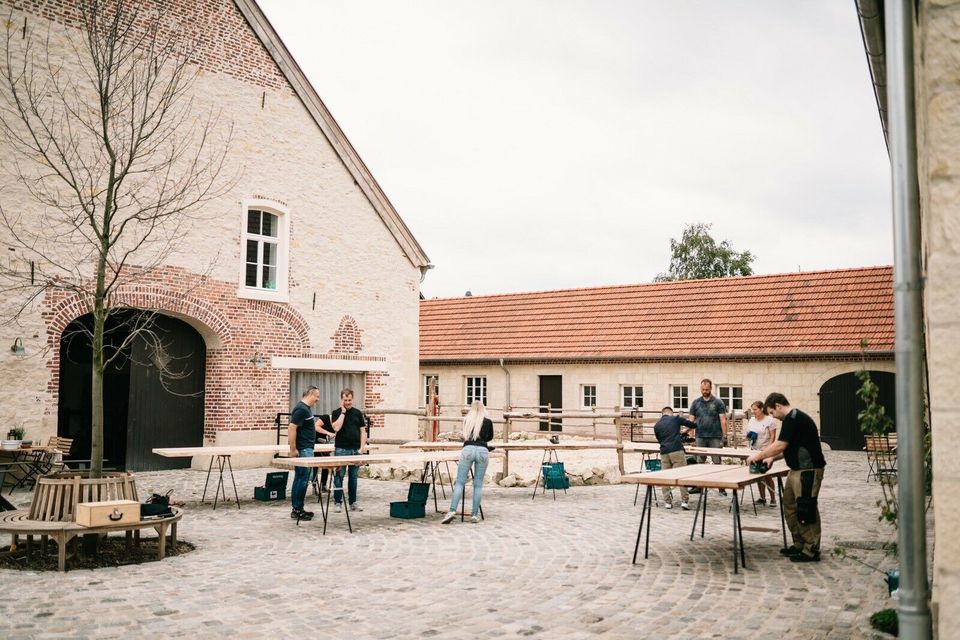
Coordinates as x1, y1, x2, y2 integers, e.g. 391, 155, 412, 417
421, 265, 893, 303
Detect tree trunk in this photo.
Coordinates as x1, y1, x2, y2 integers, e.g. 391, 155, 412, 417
90, 309, 105, 479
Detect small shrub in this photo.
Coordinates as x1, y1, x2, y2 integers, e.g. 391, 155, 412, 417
870, 608, 898, 636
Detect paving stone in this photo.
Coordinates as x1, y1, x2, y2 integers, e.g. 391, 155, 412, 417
0, 451, 918, 639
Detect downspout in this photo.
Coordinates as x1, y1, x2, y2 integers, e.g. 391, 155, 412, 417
886, 1, 932, 637
498, 358, 511, 411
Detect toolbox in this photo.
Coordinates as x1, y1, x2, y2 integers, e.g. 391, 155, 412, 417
254, 471, 289, 501
389, 482, 430, 519
75, 500, 140, 527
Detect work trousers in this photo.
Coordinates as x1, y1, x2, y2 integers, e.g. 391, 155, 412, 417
783, 467, 825, 557
660, 450, 688, 505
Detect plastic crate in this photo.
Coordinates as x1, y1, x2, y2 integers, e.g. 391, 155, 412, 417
644, 459, 662, 472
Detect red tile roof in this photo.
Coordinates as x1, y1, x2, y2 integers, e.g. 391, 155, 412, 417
420, 266, 894, 362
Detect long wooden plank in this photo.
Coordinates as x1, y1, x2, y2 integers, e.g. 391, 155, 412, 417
152, 443, 338, 457
684, 461, 790, 490
632, 464, 735, 486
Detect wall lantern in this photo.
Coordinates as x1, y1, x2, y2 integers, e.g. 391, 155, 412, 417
249, 351, 266, 369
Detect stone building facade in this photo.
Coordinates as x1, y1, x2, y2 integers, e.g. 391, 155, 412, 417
0, 0, 430, 468
421, 267, 895, 448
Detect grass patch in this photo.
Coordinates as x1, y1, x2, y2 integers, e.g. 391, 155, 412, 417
870, 608, 898, 637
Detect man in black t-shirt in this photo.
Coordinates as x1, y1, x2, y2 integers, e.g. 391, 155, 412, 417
748, 392, 826, 562
330, 388, 368, 512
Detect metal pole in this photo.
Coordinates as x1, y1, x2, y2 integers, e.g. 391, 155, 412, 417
886, 1, 931, 636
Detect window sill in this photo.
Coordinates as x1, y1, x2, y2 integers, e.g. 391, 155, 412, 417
236, 287, 289, 303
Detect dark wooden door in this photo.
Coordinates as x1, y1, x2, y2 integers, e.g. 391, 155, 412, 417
818, 371, 895, 451
126, 315, 206, 471
539, 375, 563, 432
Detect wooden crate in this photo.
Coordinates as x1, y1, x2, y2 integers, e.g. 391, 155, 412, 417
75, 499, 140, 527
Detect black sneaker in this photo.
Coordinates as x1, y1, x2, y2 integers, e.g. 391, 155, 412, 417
779, 546, 802, 557
290, 509, 314, 521
718, 489, 728, 497
688, 488, 702, 494
790, 552, 821, 563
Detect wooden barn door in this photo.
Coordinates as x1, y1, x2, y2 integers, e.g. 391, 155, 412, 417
125, 315, 206, 471
818, 371, 895, 451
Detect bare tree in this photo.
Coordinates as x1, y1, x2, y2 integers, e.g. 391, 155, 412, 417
0, 0, 234, 477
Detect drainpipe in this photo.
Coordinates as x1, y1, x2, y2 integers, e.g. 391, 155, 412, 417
886, 1, 931, 638
498, 358, 511, 411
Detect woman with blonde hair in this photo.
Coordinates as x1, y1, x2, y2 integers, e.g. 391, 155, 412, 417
441, 401, 494, 524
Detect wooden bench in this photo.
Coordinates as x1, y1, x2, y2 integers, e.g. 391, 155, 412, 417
0, 508, 182, 571
0, 471, 183, 571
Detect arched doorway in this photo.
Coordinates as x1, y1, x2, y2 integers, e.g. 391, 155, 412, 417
57, 311, 206, 471
818, 371, 895, 451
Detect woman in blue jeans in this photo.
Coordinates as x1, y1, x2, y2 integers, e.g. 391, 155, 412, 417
441, 401, 493, 524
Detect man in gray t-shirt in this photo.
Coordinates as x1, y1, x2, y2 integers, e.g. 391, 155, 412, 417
688, 378, 728, 470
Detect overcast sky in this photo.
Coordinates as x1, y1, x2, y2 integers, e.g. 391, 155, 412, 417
258, 1, 891, 298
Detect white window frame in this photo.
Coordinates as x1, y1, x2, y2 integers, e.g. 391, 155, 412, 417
718, 385, 743, 412
465, 376, 487, 406
237, 198, 290, 302
423, 375, 440, 407
581, 384, 597, 409
670, 384, 689, 410
621, 385, 643, 409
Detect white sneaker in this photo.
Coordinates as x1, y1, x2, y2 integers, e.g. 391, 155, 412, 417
441, 512, 456, 524
470, 516, 480, 524
664, 503, 673, 509
681, 502, 690, 510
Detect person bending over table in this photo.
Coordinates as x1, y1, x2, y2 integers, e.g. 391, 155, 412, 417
441, 401, 493, 524
747, 392, 826, 563
289, 386, 343, 521
331, 388, 368, 513
654, 406, 697, 510
746, 400, 778, 506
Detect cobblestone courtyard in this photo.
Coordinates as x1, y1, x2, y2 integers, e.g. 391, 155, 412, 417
1, 451, 908, 639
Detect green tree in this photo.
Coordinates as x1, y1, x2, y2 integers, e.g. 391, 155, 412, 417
654, 223, 754, 282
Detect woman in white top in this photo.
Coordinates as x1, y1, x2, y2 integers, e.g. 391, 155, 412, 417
746, 400, 777, 505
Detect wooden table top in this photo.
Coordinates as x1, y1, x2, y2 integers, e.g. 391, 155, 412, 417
270, 449, 485, 469
683, 462, 789, 489
629, 461, 789, 487
153, 444, 337, 457
686, 447, 754, 459
401, 440, 621, 451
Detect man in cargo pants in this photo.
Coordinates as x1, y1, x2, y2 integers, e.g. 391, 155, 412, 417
747, 392, 826, 562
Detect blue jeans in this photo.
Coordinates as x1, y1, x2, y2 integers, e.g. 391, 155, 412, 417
448, 445, 489, 517
291, 447, 314, 511
333, 447, 360, 505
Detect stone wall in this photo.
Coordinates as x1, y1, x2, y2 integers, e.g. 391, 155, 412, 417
917, 0, 960, 631
420, 359, 895, 437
